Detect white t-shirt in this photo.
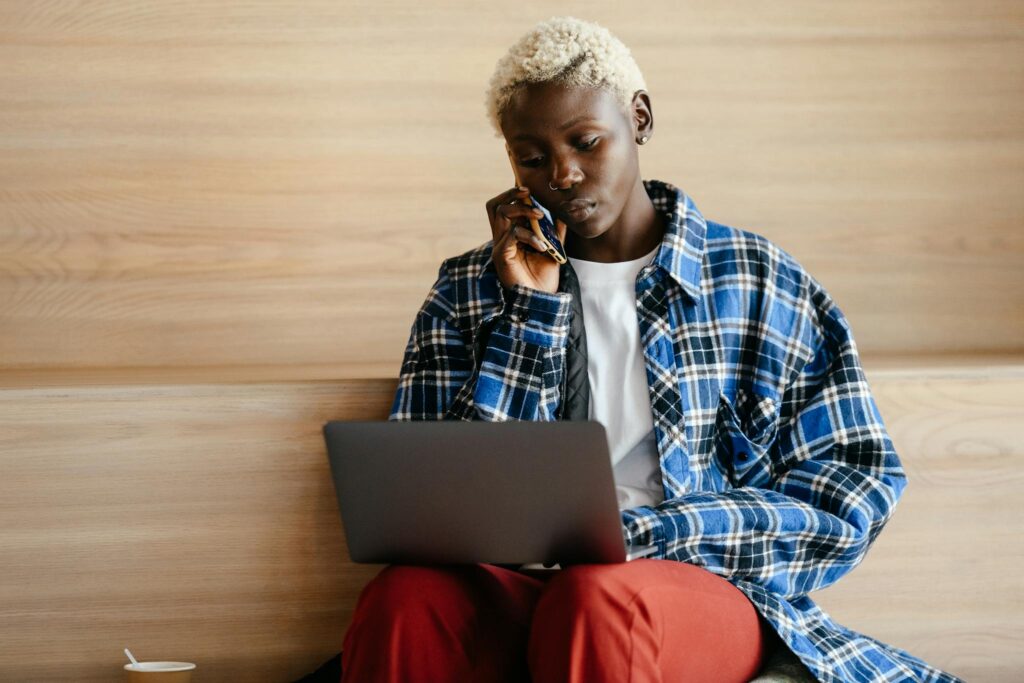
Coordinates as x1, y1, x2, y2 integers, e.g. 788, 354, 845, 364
568, 245, 665, 510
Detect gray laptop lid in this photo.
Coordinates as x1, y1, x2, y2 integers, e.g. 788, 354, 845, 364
323, 421, 640, 565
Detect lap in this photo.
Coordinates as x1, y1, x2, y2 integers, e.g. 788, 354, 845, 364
365, 563, 545, 603
529, 560, 767, 681
363, 559, 759, 613
547, 558, 755, 598
362, 559, 763, 633
350, 560, 767, 683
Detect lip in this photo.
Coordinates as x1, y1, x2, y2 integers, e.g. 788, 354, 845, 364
559, 199, 596, 222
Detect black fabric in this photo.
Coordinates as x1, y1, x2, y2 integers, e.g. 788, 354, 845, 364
558, 261, 591, 421
291, 652, 341, 683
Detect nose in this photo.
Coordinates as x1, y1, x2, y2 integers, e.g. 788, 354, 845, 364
549, 157, 583, 191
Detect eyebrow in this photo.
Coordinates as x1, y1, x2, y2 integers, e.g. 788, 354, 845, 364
512, 116, 599, 141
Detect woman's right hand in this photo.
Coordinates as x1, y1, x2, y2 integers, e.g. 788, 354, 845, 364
486, 186, 568, 294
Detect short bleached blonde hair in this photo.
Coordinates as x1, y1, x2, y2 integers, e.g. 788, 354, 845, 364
485, 16, 647, 138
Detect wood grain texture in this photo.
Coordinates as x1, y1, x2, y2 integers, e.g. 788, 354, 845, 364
1, 1, 1022, 376
0, 379, 394, 682
2, 364, 1022, 681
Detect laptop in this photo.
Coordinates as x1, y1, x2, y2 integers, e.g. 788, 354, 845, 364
323, 421, 657, 566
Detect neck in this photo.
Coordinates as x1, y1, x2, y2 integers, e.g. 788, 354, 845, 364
566, 180, 664, 263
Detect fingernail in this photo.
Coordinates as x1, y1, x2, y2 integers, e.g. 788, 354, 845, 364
518, 186, 528, 192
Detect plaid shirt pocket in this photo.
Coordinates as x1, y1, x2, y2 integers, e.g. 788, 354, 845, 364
715, 388, 780, 489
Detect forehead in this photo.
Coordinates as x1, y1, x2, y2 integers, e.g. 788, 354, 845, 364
501, 82, 626, 139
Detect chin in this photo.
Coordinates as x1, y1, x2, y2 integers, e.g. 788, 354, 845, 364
569, 215, 611, 240
566, 224, 602, 241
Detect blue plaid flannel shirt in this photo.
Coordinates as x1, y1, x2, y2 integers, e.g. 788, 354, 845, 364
389, 179, 962, 683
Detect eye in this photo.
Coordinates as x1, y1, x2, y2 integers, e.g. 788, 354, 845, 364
578, 137, 599, 150
520, 157, 544, 168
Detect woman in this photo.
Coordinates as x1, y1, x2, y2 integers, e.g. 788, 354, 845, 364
340, 16, 962, 683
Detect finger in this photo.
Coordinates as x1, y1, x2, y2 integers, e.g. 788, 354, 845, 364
486, 186, 528, 212
486, 186, 531, 224
496, 203, 545, 230
488, 191, 536, 244
497, 224, 523, 264
526, 220, 552, 251
510, 225, 549, 253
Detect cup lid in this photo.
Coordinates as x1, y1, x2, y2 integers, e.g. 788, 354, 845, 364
124, 662, 196, 672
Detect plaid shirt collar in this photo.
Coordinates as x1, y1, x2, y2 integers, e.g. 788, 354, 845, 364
478, 178, 707, 303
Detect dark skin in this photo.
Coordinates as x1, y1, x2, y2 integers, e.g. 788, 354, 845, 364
485, 81, 664, 294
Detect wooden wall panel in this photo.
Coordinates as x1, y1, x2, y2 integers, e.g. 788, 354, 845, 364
1, 1, 1022, 377
1, 365, 1021, 681
0, 378, 394, 682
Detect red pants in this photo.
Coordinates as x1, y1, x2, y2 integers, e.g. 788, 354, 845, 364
341, 559, 770, 682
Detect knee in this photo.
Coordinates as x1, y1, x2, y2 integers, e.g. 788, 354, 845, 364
535, 564, 626, 621
528, 565, 638, 679
343, 566, 490, 681
356, 564, 472, 620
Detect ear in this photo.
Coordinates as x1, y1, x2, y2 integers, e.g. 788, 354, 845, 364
631, 89, 654, 144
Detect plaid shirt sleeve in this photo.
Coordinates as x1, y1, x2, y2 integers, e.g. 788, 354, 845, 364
389, 260, 573, 422
622, 273, 908, 602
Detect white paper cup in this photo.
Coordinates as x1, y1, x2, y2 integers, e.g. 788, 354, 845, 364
124, 661, 196, 682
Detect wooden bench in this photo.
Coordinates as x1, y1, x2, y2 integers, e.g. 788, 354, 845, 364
2, 359, 1020, 681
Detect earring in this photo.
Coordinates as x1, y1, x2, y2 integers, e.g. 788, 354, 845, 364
639, 135, 649, 144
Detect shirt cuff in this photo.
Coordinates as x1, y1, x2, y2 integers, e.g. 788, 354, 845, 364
498, 284, 572, 346
622, 506, 668, 552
